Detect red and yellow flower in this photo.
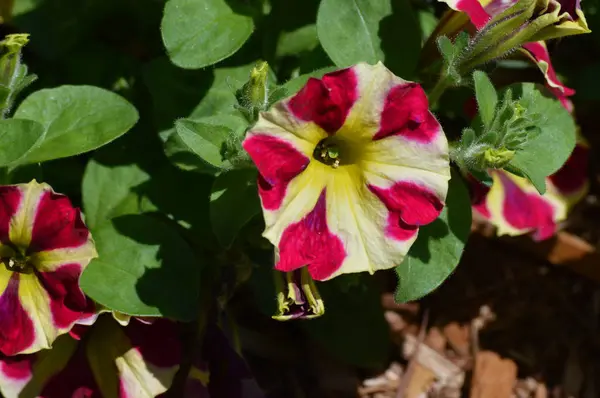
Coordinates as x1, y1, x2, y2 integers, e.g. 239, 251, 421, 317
471, 141, 589, 240
0, 180, 96, 356
243, 62, 450, 281
0, 315, 181, 398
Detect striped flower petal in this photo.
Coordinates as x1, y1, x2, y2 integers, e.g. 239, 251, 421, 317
0, 316, 181, 398
0, 181, 96, 356
243, 63, 450, 281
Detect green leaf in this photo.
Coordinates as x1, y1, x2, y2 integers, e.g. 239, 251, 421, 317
276, 24, 320, 57
0, 119, 45, 167
507, 83, 576, 194
80, 214, 201, 320
304, 275, 389, 367
395, 172, 471, 302
166, 119, 236, 174
13, 86, 139, 163
317, 0, 421, 77
82, 159, 150, 230
161, 0, 254, 69
210, 168, 260, 248
473, 71, 498, 128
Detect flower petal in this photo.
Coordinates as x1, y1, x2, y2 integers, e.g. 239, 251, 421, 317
0, 187, 22, 244
275, 190, 347, 280
485, 171, 564, 240
521, 42, 575, 108
0, 334, 79, 398
87, 316, 180, 398
287, 68, 358, 134
438, 0, 490, 28
0, 272, 36, 356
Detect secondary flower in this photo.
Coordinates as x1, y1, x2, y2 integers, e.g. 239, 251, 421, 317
0, 315, 181, 398
471, 142, 589, 240
243, 62, 450, 281
429, 0, 588, 106
0, 180, 97, 356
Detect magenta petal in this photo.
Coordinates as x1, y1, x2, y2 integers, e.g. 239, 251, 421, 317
0, 275, 35, 356
0, 187, 21, 244
369, 182, 444, 226
287, 68, 358, 134
242, 135, 310, 211
374, 83, 439, 143
276, 191, 347, 281
29, 191, 89, 252
36, 264, 93, 329
499, 173, 556, 238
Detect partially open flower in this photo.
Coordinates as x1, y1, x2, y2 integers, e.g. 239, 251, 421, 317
0, 180, 97, 356
0, 315, 181, 398
243, 63, 450, 281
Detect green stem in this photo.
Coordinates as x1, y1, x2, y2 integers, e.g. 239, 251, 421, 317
427, 75, 451, 107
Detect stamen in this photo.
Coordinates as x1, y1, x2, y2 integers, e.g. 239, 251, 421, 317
314, 138, 342, 168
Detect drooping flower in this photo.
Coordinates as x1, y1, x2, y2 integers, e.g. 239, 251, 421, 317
0, 180, 97, 356
243, 62, 450, 281
471, 141, 589, 240
429, 0, 587, 104
0, 315, 181, 398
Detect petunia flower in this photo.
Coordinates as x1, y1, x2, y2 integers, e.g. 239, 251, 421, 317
0, 180, 97, 356
471, 141, 589, 240
243, 62, 450, 281
0, 315, 181, 398
429, 0, 587, 105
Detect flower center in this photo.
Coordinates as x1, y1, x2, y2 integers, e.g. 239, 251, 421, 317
2, 246, 33, 274
313, 138, 341, 168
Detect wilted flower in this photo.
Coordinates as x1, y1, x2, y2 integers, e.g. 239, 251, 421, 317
243, 62, 450, 281
471, 142, 589, 240
0, 315, 181, 398
0, 180, 96, 356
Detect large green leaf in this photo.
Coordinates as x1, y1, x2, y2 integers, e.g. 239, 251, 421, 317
395, 172, 471, 302
0, 119, 45, 167
316, 0, 421, 77
13, 86, 138, 163
80, 214, 201, 320
210, 168, 260, 248
304, 275, 390, 367
507, 83, 577, 194
161, 0, 254, 69
82, 159, 150, 230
